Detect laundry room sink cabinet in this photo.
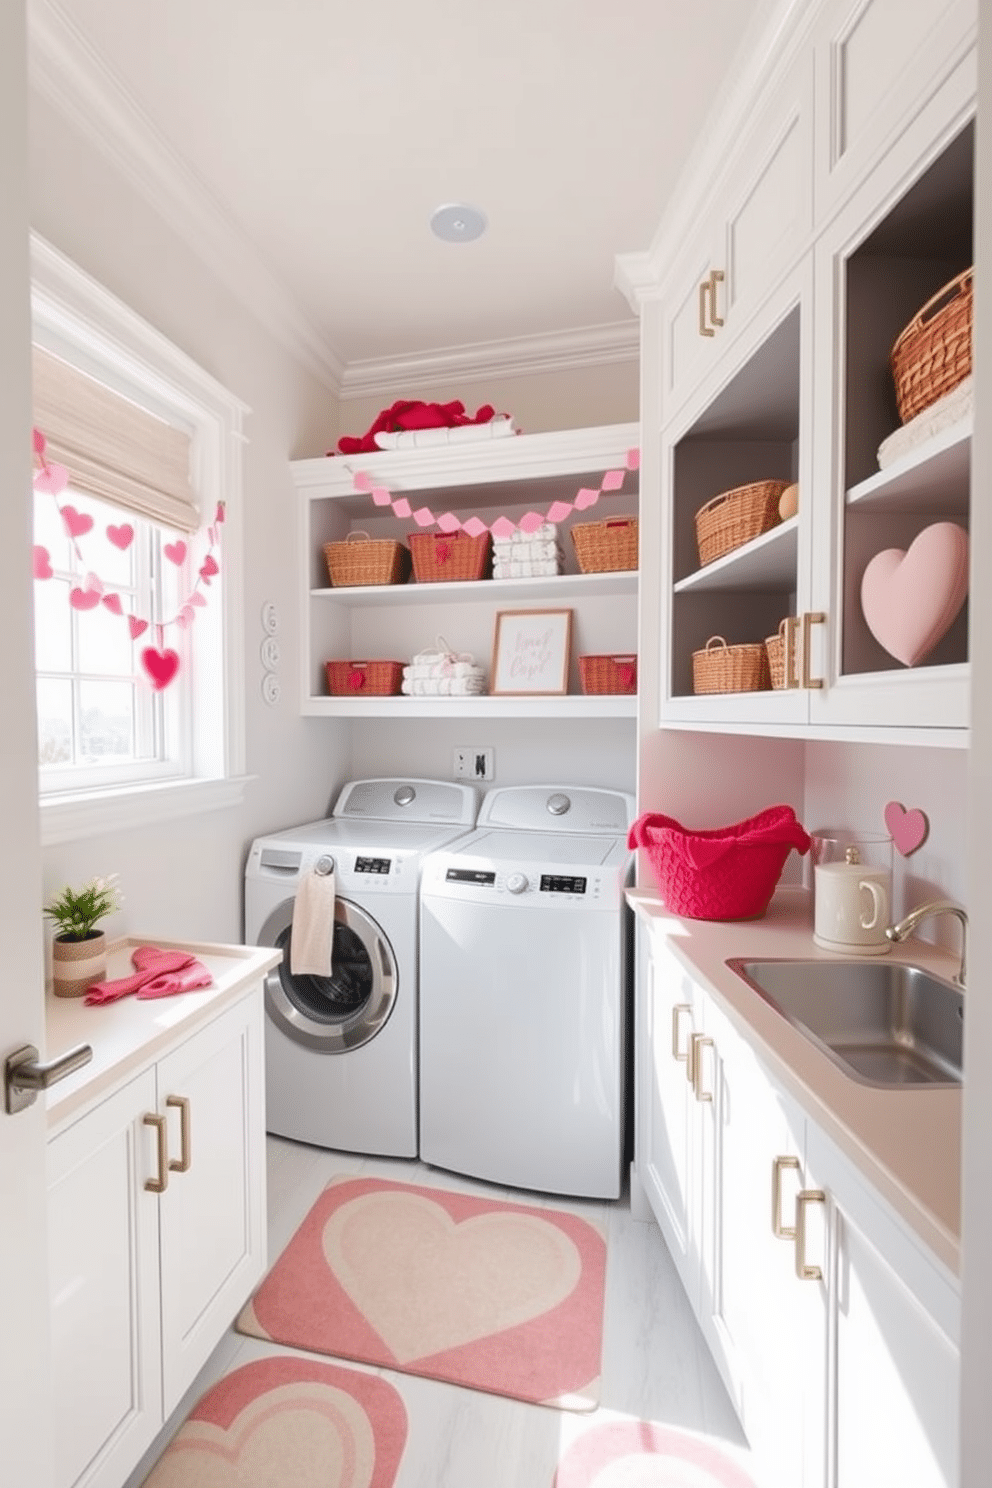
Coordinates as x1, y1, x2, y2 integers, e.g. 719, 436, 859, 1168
44, 939, 277, 1488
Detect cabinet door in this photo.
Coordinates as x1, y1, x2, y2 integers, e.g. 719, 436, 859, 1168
804, 1124, 960, 1488
634, 929, 703, 1305
157, 994, 266, 1415
48, 1069, 162, 1488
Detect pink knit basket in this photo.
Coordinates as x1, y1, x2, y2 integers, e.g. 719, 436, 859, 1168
628, 805, 811, 921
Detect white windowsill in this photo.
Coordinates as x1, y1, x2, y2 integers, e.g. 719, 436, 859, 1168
40, 775, 255, 846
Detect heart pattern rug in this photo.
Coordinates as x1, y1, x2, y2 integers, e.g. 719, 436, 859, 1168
140, 1355, 407, 1488
554, 1421, 759, 1487
237, 1174, 607, 1411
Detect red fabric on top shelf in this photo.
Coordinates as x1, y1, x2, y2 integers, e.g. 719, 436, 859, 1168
333, 399, 498, 455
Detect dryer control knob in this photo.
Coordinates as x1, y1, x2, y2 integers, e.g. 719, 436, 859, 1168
506, 873, 529, 895
547, 793, 571, 816
315, 855, 335, 876
394, 786, 416, 806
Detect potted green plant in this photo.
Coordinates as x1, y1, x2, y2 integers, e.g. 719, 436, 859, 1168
44, 875, 123, 998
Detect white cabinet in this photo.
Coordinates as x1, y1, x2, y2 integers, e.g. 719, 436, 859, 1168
291, 423, 640, 719
47, 990, 266, 1488
634, 923, 959, 1488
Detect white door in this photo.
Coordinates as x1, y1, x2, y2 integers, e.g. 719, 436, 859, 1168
0, 3, 53, 1482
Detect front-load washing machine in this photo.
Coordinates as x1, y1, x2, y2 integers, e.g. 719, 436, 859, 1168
245, 778, 478, 1157
419, 784, 634, 1199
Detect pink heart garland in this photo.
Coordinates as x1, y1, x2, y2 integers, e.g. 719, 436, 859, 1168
32, 546, 53, 580
371, 486, 392, 507
546, 501, 574, 524
189, 591, 208, 608
412, 507, 436, 528
69, 586, 101, 610
884, 801, 929, 856
626, 447, 640, 470
490, 516, 517, 540
61, 505, 93, 539
200, 554, 219, 579
102, 593, 123, 616
461, 516, 488, 538
436, 511, 462, 533
175, 605, 196, 628
519, 511, 546, 534
860, 522, 969, 667
574, 487, 600, 510
83, 572, 104, 597
392, 498, 412, 519
601, 469, 625, 491
128, 616, 149, 640
34, 462, 69, 496
214, 501, 226, 524
163, 540, 187, 566
352, 472, 373, 492
106, 523, 134, 550
32, 427, 46, 456
141, 646, 180, 689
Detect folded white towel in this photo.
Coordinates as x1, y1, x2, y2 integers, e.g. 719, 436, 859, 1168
493, 556, 563, 579
405, 659, 479, 680
290, 869, 336, 977
373, 417, 516, 450
492, 539, 562, 563
877, 375, 973, 468
401, 673, 486, 696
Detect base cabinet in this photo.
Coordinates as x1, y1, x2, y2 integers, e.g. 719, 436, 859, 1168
635, 923, 960, 1488
47, 991, 266, 1488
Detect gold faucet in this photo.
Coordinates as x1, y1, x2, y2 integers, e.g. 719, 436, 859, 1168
886, 900, 968, 989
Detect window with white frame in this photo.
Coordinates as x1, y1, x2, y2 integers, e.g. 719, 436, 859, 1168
30, 235, 248, 844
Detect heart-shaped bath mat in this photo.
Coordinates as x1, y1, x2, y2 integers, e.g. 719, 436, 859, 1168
140, 1355, 407, 1488
237, 1174, 607, 1411
554, 1421, 759, 1488
860, 522, 968, 667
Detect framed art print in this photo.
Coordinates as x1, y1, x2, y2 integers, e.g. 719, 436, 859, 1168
490, 608, 572, 695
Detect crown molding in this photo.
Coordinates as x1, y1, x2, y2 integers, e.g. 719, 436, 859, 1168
28, 0, 344, 393
339, 319, 640, 400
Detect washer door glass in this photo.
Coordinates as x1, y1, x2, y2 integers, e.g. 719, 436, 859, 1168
259, 895, 398, 1053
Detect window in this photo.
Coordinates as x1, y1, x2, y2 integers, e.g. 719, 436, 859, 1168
31, 234, 249, 845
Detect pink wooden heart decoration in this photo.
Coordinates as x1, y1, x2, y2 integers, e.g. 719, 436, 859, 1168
61, 505, 93, 539
884, 800, 929, 856
128, 616, 149, 640
32, 546, 53, 580
101, 593, 123, 616
860, 522, 968, 667
69, 586, 100, 610
163, 540, 187, 566
106, 523, 134, 550
141, 646, 180, 689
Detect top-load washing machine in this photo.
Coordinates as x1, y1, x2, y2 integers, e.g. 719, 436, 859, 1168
244, 778, 478, 1157
418, 784, 634, 1200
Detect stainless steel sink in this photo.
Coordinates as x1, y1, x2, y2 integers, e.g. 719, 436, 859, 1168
726, 958, 963, 1089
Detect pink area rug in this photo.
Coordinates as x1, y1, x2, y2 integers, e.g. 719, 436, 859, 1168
140, 1355, 407, 1488
555, 1421, 759, 1487
237, 1174, 607, 1411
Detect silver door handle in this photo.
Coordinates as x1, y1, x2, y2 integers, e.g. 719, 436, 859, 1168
4, 1042, 93, 1115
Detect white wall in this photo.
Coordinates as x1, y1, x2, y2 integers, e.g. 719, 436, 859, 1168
29, 90, 350, 945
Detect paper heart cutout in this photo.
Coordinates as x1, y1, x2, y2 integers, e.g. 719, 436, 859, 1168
175, 605, 196, 629
200, 554, 219, 579
141, 646, 180, 689
370, 485, 391, 507
519, 511, 546, 534
32, 427, 46, 456
601, 469, 625, 491
101, 593, 123, 616
189, 591, 208, 608
884, 800, 929, 856
490, 516, 517, 540
860, 522, 969, 667
461, 516, 487, 538
69, 586, 101, 610
106, 523, 134, 550
83, 572, 103, 596
412, 506, 435, 528
347, 668, 366, 691
573, 487, 599, 511
434, 541, 452, 564
34, 462, 69, 496
32, 546, 53, 580
214, 501, 226, 523
546, 501, 574, 523
392, 498, 412, 519
128, 616, 149, 640
163, 540, 187, 566
437, 511, 462, 533
617, 662, 635, 689
61, 505, 93, 539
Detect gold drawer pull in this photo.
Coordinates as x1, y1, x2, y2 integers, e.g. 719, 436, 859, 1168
708, 268, 725, 327
794, 1189, 826, 1280
801, 612, 826, 690
143, 1112, 169, 1194
671, 1003, 692, 1063
698, 278, 715, 337
772, 1155, 801, 1238
691, 1034, 714, 1102
166, 1094, 192, 1174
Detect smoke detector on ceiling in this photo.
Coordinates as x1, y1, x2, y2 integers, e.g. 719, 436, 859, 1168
429, 203, 487, 242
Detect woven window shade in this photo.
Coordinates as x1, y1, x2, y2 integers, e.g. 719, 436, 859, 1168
32, 346, 198, 533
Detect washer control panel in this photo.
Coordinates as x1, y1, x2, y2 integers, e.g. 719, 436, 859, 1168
355, 856, 392, 875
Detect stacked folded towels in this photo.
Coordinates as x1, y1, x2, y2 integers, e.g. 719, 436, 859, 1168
492, 522, 564, 580
402, 642, 486, 696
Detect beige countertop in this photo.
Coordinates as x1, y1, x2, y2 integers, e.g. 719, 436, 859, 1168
44, 935, 282, 1133
628, 886, 962, 1278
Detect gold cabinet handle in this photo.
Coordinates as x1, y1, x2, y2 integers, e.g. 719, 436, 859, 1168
166, 1094, 192, 1174
708, 268, 725, 327
143, 1112, 169, 1194
698, 278, 715, 337
671, 1003, 692, 1063
783, 615, 801, 690
772, 1155, 801, 1238
801, 612, 826, 690
794, 1189, 826, 1280
691, 1034, 714, 1102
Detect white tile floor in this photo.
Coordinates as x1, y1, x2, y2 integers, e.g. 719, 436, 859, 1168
123, 1139, 758, 1487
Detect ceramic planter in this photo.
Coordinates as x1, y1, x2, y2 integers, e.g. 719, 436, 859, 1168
52, 930, 107, 998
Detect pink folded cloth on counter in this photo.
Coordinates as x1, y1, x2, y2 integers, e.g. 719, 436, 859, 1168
84, 945, 213, 1006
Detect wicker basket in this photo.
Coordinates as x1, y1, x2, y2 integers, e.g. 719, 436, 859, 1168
322, 532, 411, 588
579, 653, 638, 695
765, 619, 793, 690
324, 660, 404, 696
694, 481, 787, 567
408, 530, 492, 583
891, 267, 973, 425
571, 516, 638, 573
692, 635, 771, 695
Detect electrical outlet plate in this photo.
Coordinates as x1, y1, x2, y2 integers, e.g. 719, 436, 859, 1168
454, 746, 494, 781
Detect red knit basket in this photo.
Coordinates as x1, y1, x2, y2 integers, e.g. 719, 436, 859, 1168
628, 806, 811, 921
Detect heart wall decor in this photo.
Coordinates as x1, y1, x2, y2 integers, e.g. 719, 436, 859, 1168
884, 800, 930, 856
860, 521, 969, 667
